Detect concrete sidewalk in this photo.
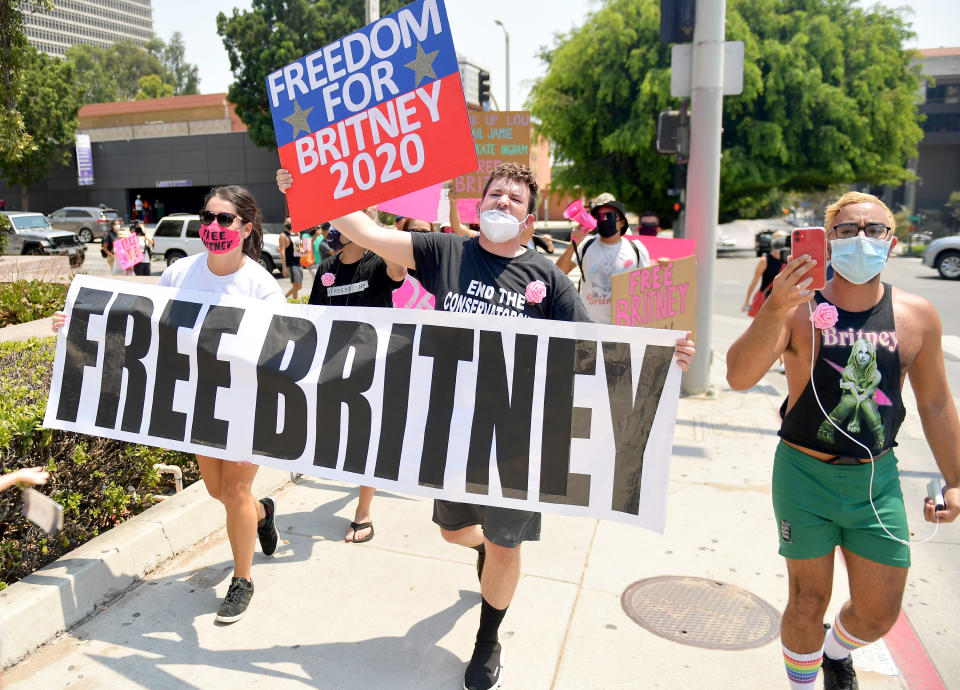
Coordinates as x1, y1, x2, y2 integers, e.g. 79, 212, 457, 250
1, 314, 951, 688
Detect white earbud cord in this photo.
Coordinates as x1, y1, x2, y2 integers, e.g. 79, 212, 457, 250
806, 301, 939, 545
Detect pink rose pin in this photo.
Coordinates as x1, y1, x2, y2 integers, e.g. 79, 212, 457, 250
321, 272, 335, 287
525, 280, 547, 304
624, 259, 635, 268
810, 303, 838, 330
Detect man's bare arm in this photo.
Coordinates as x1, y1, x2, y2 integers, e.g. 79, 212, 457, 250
907, 299, 960, 522
331, 211, 417, 269
726, 255, 816, 390
385, 258, 407, 282
276, 167, 416, 269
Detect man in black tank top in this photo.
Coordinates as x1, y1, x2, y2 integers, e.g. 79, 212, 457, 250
727, 192, 959, 690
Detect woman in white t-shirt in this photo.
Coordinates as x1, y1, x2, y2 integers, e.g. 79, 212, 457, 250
53, 186, 284, 625
158, 186, 284, 623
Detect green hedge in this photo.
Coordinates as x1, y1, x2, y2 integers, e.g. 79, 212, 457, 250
0, 279, 69, 328
0, 337, 198, 590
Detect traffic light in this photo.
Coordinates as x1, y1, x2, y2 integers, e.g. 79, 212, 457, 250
661, 0, 696, 44
478, 70, 490, 107
673, 200, 683, 213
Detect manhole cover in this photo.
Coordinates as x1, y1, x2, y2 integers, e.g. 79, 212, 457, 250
621, 576, 781, 650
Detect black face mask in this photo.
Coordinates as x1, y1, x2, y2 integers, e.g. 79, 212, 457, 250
597, 212, 620, 238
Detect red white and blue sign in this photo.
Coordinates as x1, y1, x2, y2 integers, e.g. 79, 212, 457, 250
267, 0, 477, 230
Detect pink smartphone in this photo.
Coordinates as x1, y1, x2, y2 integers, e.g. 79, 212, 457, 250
791, 227, 827, 290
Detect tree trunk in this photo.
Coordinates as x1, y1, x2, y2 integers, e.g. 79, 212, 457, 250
20, 185, 28, 211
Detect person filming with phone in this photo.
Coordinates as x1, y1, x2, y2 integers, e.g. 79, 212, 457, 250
726, 192, 959, 690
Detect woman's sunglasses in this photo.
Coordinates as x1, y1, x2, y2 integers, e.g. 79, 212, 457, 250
199, 210, 242, 226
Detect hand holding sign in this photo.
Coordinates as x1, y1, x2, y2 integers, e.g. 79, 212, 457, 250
267, 0, 477, 230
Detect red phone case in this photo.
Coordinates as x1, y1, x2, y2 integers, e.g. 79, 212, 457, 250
791, 227, 827, 290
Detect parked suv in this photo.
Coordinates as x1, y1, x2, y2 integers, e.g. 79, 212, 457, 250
922, 234, 960, 279
151, 214, 283, 274
48, 206, 122, 243
0, 211, 86, 267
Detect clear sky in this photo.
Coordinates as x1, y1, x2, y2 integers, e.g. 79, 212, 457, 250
153, 0, 960, 107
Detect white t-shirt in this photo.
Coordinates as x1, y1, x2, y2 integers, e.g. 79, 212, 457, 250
578, 236, 650, 324
158, 253, 285, 304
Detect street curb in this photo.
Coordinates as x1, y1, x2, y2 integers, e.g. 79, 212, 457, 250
0, 466, 290, 668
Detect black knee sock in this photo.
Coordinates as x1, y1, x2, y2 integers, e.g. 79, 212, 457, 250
476, 597, 507, 647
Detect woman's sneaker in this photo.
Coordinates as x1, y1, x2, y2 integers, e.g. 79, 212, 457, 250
215, 577, 253, 624
257, 497, 279, 556
463, 641, 504, 690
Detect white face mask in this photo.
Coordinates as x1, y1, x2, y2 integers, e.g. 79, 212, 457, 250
478, 209, 523, 243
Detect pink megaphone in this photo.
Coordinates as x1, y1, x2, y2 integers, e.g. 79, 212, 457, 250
563, 199, 597, 230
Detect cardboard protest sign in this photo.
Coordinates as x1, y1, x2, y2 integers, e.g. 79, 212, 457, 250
45, 275, 684, 531
267, 0, 477, 231
113, 235, 144, 271
611, 255, 697, 335
452, 110, 532, 196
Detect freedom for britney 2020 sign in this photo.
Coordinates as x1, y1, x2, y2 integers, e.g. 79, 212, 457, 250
267, 0, 478, 230
43, 276, 684, 532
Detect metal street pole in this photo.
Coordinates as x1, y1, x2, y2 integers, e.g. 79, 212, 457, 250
495, 20, 510, 110
365, 0, 380, 23
681, 0, 726, 396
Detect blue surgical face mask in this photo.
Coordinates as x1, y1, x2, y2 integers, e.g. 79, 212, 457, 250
829, 235, 891, 285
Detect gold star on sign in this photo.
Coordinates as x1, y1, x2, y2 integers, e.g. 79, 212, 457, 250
283, 100, 314, 137
405, 43, 439, 86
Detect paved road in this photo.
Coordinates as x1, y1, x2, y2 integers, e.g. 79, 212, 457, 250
712, 251, 960, 397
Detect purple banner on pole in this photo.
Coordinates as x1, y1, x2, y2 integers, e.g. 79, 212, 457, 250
75, 134, 94, 186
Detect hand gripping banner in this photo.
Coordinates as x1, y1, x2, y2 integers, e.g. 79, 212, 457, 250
267, 0, 478, 230
44, 276, 684, 532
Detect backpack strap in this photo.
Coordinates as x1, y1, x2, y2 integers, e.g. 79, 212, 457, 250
574, 236, 597, 291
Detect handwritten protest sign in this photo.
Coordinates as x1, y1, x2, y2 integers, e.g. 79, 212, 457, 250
452, 110, 532, 196
113, 235, 144, 271
267, 0, 477, 230
45, 275, 684, 531
611, 255, 697, 335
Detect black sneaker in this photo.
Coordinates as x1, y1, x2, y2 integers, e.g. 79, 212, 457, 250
216, 577, 253, 623
475, 544, 486, 583
822, 653, 859, 690
257, 497, 278, 556
463, 641, 504, 690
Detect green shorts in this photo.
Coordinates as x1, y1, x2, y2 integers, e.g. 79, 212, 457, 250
772, 441, 910, 568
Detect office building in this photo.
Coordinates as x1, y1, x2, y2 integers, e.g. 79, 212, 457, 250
23, 0, 153, 57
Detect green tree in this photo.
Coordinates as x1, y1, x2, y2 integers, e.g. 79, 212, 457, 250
68, 39, 184, 103
528, 0, 924, 221
947, 191, 960, 229
135, 74, 174, 100
150, 31, 200, 95
216, 0, 409, 148
0, 46, 81, 210
0, 0, 52, 164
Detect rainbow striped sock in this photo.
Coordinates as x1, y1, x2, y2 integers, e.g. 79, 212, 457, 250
783, 644, 822, 688
823, 613, 870, 660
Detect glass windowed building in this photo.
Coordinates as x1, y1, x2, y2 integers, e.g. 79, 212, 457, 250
22, 0, 153, 57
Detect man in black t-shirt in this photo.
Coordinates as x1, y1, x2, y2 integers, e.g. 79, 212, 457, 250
279, 163, 694, 690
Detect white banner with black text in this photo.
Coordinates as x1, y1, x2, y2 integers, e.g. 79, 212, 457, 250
43, 276, 683, 531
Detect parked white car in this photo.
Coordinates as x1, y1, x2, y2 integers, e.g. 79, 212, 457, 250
922, 235, 960, 279
151, 214, 282, 275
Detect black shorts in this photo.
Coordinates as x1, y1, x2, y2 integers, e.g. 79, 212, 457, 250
432, 499, 541, 548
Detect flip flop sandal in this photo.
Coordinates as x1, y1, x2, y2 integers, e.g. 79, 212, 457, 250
347, 521, 374, 544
